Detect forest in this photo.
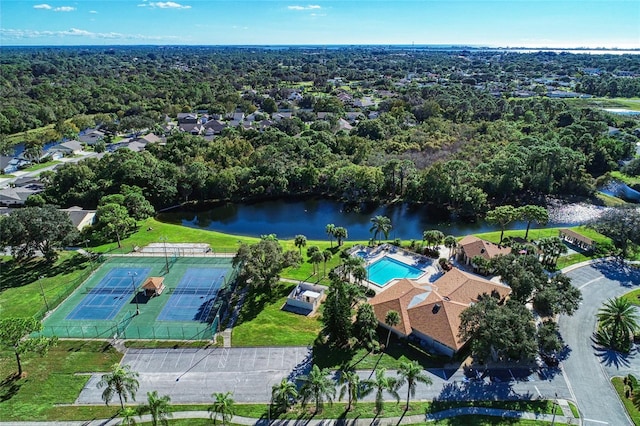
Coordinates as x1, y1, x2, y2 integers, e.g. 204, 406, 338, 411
1, 46, 639, 219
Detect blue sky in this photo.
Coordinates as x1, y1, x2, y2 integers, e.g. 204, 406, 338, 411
1, 0, 639, 48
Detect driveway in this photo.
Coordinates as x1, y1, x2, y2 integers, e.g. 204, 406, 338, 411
559, 260, 640, 426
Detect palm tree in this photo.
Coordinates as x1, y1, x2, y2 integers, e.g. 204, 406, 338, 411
333, 226, 348, 247
271, 378, 298, 412
137, 391, 172, 426
384, 310, 400, 349
294, 234, 307, 256
338, 366, 362, 411
364, 368, 400, 414
97, 364, 140, 409
537, 237, 568, 267
597, 297, 640, 353
370, 215, 392, 244
311, 250, 325, 275
326, 223, 336, 247
341, 256, 365, 281
322, 249, 333, 277
397, 360, 432, 411
443, 235, 457, 259
119, 407, 138, 426
299, 364, 336, 413
422, 230, 445, 252
209, 391, 235, 425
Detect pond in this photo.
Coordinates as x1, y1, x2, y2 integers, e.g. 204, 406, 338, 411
157, 198, 604, 241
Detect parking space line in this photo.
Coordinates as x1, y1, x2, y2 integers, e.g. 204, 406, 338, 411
579, 277, 604, 290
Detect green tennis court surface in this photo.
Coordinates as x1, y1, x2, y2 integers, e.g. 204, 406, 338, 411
39, 256, 237, 340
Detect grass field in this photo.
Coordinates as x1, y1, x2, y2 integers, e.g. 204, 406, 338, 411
622, 288, 640, 307
0, 340, 122, 421
21, 160, 61, 172
0, 252, 93, 319
611, 376, 640, 425
232, 282, 322, 346
611, 171, 640, 187
565, 97, 640, 112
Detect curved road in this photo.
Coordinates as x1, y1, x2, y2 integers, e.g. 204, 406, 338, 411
559, 260, 640, 426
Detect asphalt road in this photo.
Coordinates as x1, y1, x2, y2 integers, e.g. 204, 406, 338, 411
559, 260, 640, 426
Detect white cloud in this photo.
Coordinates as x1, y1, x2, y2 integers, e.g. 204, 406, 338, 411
33, 4, 52, 9
139, 2, 191, 8
0, 28, 180, 41
288, 5, 321, 11
89, 10, 98, 14
54, 6, 76, 12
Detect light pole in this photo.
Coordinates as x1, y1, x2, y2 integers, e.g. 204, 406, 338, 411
84, 239, 94, 271
129, 272, 140, 315
159, 236, 169, 273
266, 382, 271, 425
38, 275, 50, 312
551, 393, 558, 426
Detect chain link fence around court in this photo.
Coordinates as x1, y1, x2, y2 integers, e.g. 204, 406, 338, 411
38, 255, 240, 341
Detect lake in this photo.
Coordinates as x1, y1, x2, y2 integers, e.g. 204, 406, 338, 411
157, 198, 603, 241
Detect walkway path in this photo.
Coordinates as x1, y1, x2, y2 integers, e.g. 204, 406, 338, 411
0, 405, 579, 426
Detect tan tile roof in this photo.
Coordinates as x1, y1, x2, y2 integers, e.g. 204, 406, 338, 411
142, 277, 165, 290
558, 229, 594, 245
368, 268, 512, 352
458, 235, 511, 261
370, 279, 427, 336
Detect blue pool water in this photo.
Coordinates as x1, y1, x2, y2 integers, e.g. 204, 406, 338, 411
366, 256, 424, 287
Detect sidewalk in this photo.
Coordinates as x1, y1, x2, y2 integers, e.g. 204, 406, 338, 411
0, 405, 581, 426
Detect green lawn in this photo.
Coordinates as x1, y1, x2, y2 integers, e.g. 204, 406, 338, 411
0, 252, 93, 319
232, 282, 322, 346
611, 377, 640, 425
595, 192, 629, 207
21, 160, 61, 172
0, 340, 122, 421
622, 288, 640, 307
611, 171, 640, 187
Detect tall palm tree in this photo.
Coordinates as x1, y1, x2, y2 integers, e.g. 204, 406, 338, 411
325, 223, 336, 247
311, 250, 325, 275
370, 215, 392, 244
97, 364, 140, 409
322, 249, 333, 277
422, 230, 445, 251
443, 235, 457, 259
294, 234, 307, 256
137, 391, 172, 426
338, 366, 363, 411
271, 378, 298, 412
333, 226, 348, 247
341, 256, 365, 281
397, 360, 432, 411
299, 364, 336, 413
364, 368, 400, 414
384, 310, 400, 349
597, 297, 640, 352
209, 391, 235, 425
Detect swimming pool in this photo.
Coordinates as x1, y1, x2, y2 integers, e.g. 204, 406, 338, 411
366, 256, 424, 287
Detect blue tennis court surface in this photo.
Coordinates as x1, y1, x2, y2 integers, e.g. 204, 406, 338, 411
157, 267, 226, 322
66, 267, 151, 320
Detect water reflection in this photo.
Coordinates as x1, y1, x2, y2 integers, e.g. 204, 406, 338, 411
158, 198, 603, 240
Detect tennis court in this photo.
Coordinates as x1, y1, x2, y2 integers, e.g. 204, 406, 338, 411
157, 267, 227, 322
66, 267, 150, 320
39, 256, 239, 340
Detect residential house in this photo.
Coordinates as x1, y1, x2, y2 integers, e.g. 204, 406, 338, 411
61, 206, 96, 231
0, 186, 42, 206
78, 129, 105, 145
272, 112, 293, 121
370, 268, 511, 357
177, 113, 198, 124
0, 156, 18, 174
52, 140, 83, 156
178, 123, 204, 135
203, 120, 228, 135
456, 235, 511, 265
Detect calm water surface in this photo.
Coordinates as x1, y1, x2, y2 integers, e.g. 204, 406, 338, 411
157, 198, 597, 240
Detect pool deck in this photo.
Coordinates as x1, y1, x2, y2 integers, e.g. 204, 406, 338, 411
352, 244, 444, 294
